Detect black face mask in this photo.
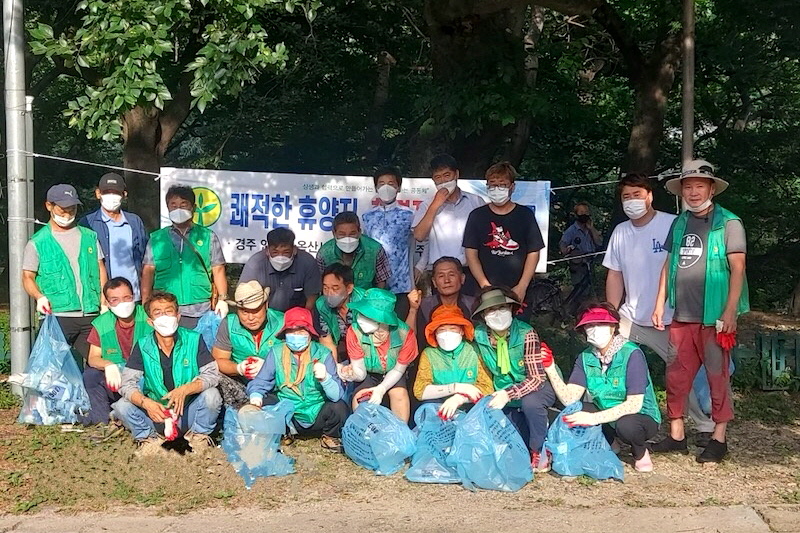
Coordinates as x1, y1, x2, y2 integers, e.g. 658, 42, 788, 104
576, 214, 590, 224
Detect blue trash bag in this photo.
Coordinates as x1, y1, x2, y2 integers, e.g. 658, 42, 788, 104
17, 315, 90, 425
693, 359, 736, 416
221, 401, 296, 488
342, 402, 416, 475
194, 311, 222, 350
545, 402, 624, 481
446, 397, 533, 492
405, 403, 461, 484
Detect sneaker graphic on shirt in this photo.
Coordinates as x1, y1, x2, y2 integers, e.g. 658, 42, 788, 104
485, 222, 519, 252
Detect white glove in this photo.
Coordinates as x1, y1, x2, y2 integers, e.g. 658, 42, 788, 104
36, 296, 51, 314
313, 362, 328, 381
488, 389, 510, 410
336, 363, 353, 382
438, 394, 467, 420
104, 364, 122, 392
214, 299, 229, 318
164, 408, 179, 441
453, 383, 483, 402
236, 356, 263, 379
249, 394, 263, 408
367, 384, 387, 405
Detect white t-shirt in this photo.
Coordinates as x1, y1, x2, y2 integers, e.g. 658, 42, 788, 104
603, 210, 676, 327
412, 189, 485, 268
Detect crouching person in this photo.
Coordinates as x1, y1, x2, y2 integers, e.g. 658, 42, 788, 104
544, 303, 661, 472
246, 307, 348, 452
114, 290, 221, 456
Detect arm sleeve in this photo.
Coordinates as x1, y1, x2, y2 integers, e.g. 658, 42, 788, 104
87, 326, 101, 348
378, 364, 408, 391
461, 211, 480, 249
506, 330, 546, 399
662, 223, 675, 253
320, 354, 344, 402
567, 356, 587, 388
349, 356, 367, 382
196, 361, 220, 390
724, 219, 747, 254
411, 200, 428, 229
601, 227, 621, 270
246, 352, 277, 398
624, 349, 648, 395
142, 241, 154, 266
119, 367, 144, 401
213, 320, 233, 351
210, 232, 225, 267
95, 239, 105, 260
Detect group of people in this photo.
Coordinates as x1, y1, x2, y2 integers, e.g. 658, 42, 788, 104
21, 153, 747, 472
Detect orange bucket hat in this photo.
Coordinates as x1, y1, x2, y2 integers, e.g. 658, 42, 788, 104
424, 305, 475, 348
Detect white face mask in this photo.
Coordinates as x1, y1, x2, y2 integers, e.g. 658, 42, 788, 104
336, 236, 359, 254
436, 179, 457, 195
53, 214, 75, 228
685, 198, 713, 213
585, 325, 614, 349
436, 331, 463, 352
622, 199, 648, 220
485, 308, 513, 331
357, 315, 379, 334
100, 193, 123, 212
110, 301, 136, 319
487, 186, 510, 206
152, 315, 179, 337
168, 208, 193, 224
269, 254, 293, 272
377, 184, 398, 204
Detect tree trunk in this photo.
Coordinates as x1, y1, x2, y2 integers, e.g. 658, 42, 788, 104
365, 52, 397, 166
122, 106, 163, 231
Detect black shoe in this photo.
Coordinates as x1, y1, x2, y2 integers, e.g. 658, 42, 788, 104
649, 435, 689, 454
697, 439, 728, 463
695, 431, 713, 448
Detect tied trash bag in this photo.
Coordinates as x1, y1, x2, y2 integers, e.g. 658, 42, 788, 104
545, 402, 624, 481
342, 402, 416, 475
405, 403, 461, 484
446, 397, 532, 492
221, 401, 296, 488
16, 315, 90, 425
194, 311, 222, 350
693, 359, 735, 416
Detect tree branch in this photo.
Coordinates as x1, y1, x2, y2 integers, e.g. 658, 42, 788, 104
157, 70, 194, 157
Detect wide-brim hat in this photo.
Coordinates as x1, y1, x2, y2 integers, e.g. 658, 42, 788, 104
425, 305, 475, 348
575, 307, 619, 329
348, 288, 399, 326
471, 288, 521, 318
227, 280, 270, 310
278, 307, 319, 338
665, 159, 729, 196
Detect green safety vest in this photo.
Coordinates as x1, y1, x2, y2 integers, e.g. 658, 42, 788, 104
352, 321, 410, 374
317, 235, 383, 289
668, 205, 750, 326
270, 342, 331, 425
31, 224, 101, 314
422, 342, 481, 385
226, 309, 284, 363
149, 225, 213, 306
139, 328, 201, 405
314, 287, 366, 344
580, 341, 661, 424
474, 319, 529, 391
91, 305, 153, 365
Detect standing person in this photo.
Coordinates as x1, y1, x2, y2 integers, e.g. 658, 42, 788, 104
114, 291, 222, 456
652, 160, 748, 463
603, 173, 715, 446
544, 304, 662, 473
472, 287, 555, 471
240, 227, 321, 312
82, 277, 153, 425
316, 211, 391, 290
412, 154, 486, 294
79, 173, 148, 302
22, 184, 108, 366
141, 185, 228, 329
559, 202, 602, 311
362, 166, 416, 316
463, 162, 545, 321
313, 263, 366, 362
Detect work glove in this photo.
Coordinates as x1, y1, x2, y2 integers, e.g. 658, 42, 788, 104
36, 296, 51, 315
236, 356, 263, 379
716, 331, 736, 352
367, 384, 387, 405
488, 389, 510, 410
313, 361, 328, 381
214, 300, 229, 318
104, 364, 122, 392
163, 408, 179, 441
249, 394, 263, 408
336, 363, 354, 382
437, 394, 467, 420
563, 410, 596, 428
540, 341, 554, 367
453, 383, 482, 403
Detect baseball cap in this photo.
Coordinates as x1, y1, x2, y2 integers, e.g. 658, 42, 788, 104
98, 172, 126, 193
46, 184, 82, 207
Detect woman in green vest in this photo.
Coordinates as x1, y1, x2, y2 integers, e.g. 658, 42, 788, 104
471, 287, 556, 472
413, 305, 493, 419
543, 303, 662, 473
316, 211, 390, 290
246, 307, 348, 451
344, 288, 419, 423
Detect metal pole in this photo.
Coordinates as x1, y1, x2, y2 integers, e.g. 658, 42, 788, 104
4, 0, 30, 395
25, 95, 35, 343
681, 0, 695, 167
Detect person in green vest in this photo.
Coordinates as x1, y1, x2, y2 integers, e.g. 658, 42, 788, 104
471, 287, 556, 472
141, 184, 229, 329
651, 160, 748, 464
81, 277, 153, 426
313, 262, 366, 364
413, 305, 493, 419
212, 280, 284, 408
246, 307, 347, 452
544, 303, 662, 473
316, 211, 391, 290
22, 184, 109, 367
115, 291, 221, 456
344, 288, 419, 423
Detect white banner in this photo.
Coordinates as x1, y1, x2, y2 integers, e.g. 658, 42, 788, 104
159, 168, 551, 272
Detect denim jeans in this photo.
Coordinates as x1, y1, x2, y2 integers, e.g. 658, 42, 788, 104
112, 388, 222, 440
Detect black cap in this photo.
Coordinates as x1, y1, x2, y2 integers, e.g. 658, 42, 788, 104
98, 172, 126, 193
46, 184, 82, 207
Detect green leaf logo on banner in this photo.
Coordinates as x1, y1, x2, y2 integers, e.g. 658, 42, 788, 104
192, 187, 222, 227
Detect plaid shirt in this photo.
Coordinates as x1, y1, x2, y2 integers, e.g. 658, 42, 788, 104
488, 328, 546, 399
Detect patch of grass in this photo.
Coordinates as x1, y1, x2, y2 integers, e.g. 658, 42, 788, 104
214, 489, 236, 500
735, 390, 800, 424
700, 496, 722, 506
13, 496, 46, 514
0, 382, 20, 409
6, 471, 25, 487
780, 490, 800, 504
576, 475, 597, 487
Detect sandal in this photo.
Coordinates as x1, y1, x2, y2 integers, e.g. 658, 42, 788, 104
320, 435, 343, 452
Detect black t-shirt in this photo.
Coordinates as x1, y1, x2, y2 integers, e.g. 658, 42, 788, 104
462, 204, 545, 287
128, 331, 213, 391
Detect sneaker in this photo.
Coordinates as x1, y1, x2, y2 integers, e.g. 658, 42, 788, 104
281, 434, 296, 447
649, 435, 688, 454
531, 450, 551, 473
695, 432, 713, 448
697, 439, 727, 463
321, 435, 343, 452
185, 432, 214, 453
634, 450, 654, 472
135, 436, 166, 457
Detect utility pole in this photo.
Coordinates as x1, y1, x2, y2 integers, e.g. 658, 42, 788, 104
4, 0, 30, 394
681, 0, 696, 167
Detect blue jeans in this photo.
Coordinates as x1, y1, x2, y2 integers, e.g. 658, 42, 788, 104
112, 388, 222, 440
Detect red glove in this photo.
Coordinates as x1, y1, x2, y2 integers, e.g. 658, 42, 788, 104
539, 341, 554, 368
716, 331, 736, 352
163, 408, 179, 441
